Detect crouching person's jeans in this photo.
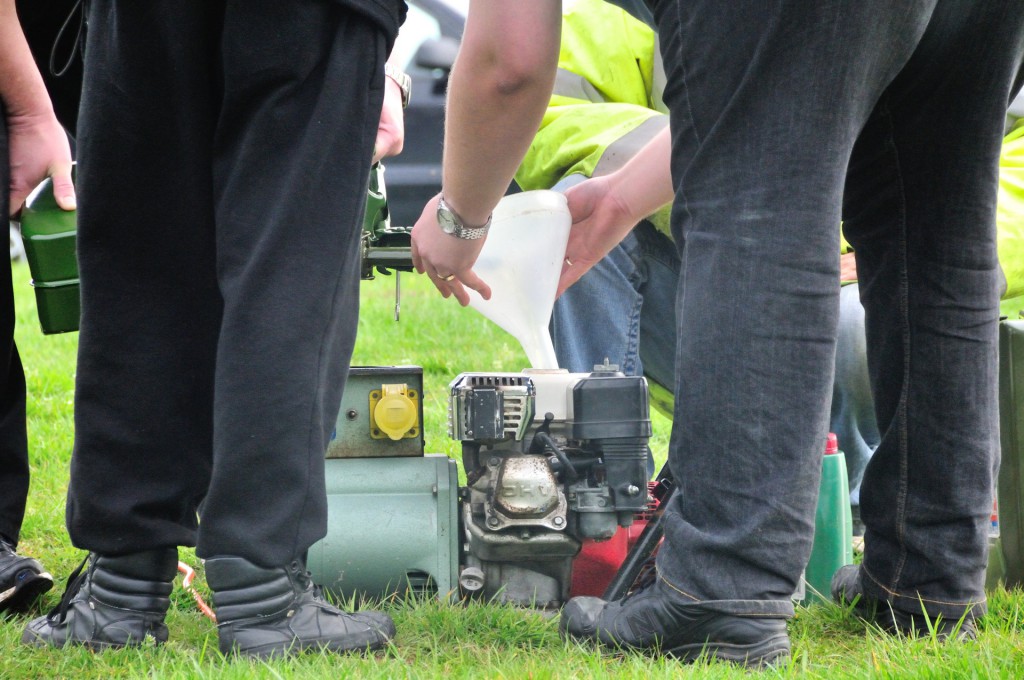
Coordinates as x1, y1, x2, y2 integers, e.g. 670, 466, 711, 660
831, 283, 878, 509
550, 174, 679, 390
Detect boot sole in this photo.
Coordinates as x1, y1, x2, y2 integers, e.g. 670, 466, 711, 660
21, 616, 169, 648
21, 628, 165, 649
222, 633, 390, 659
22, 633, 151, 649
0, 569, 54, 614
665, 632, 791, 668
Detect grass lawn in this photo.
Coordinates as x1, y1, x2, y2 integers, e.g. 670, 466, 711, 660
3, 260, 1024, 678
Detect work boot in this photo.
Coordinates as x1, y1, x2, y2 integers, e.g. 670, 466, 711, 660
831, 564, 978, 641
560, 574, 791, 668
205, 555, 395, 658
22, 548, 178, 649
0, 537, 53, 614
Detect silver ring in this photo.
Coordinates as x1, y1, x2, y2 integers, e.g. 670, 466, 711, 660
441, 273, 456, 282
564, 258, 573, 267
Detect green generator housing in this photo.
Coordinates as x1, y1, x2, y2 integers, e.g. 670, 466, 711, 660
307, 366, 460, 601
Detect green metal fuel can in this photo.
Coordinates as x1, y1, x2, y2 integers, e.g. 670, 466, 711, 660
18, 175, 80, 334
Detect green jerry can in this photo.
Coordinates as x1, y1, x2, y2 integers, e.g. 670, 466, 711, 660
18, 175, 80, 334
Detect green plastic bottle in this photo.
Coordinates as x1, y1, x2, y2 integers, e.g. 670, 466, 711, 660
803, 433, 854, 603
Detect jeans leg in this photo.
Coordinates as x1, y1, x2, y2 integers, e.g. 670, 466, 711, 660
830, 283, 878, 507
649, 0, 936, 615
635, 224, 681, 394
843, 2, 1024, 619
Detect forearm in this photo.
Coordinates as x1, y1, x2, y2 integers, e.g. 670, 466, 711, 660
0, 0, 56, 120
441, 1, 561, 225
605, 125, 675, 225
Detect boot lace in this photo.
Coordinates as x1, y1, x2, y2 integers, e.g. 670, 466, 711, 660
45, 553, 90, 624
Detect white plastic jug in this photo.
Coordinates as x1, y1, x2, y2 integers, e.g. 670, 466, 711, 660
467, 190, 571, 369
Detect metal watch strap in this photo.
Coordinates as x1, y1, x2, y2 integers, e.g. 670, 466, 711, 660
384, 63, 411, 108
450, 223, 489, 240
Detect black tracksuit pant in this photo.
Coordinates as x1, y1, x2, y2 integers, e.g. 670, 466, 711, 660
66, 0, 392, 567
0, 108, 30, 547
0, 0, 82, 548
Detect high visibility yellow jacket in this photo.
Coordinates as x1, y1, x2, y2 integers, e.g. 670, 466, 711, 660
514, 0, 672, 232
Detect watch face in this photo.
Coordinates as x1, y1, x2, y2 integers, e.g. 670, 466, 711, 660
437, 200, 458, 234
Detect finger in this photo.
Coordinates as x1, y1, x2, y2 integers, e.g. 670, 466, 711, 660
8, 189, 27, 218
50, 163, 77, 211
454, 269, 491, 303
556, 258, 586, 297
428, 268, 456, 299
435, 271, 473, 307
411, 241, 425, 274
449, 280, 471, 307
556, 269, 579, 298
429, 277, 453, 299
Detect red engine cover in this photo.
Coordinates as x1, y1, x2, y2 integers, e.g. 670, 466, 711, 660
569, 520, 650, 598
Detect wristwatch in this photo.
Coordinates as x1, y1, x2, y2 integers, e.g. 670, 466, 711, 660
437, 195, 492, 240
384, 63, 411, 109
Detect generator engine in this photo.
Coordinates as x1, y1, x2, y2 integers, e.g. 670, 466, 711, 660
449, 365, 651, 607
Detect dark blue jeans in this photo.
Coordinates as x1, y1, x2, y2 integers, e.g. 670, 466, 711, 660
650, 0, 1024, 618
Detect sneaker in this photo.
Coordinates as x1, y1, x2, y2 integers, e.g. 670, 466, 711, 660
831, 564, 977, 641
560, 574, 790, 668
0, 538, 53, 614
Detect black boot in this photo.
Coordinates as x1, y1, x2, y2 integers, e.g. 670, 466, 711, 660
21, 548, 178, 648
205, 555, 395, 658
560, 575, 790, 668
831, 564, 977, 641
0, 537, 53, 614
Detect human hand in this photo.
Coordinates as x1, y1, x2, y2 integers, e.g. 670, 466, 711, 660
557, 176, 637, 297
7, 110, 74, 217
410, 193, 492, 306
372, 75, 406, 164
840, 251, 857, 283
